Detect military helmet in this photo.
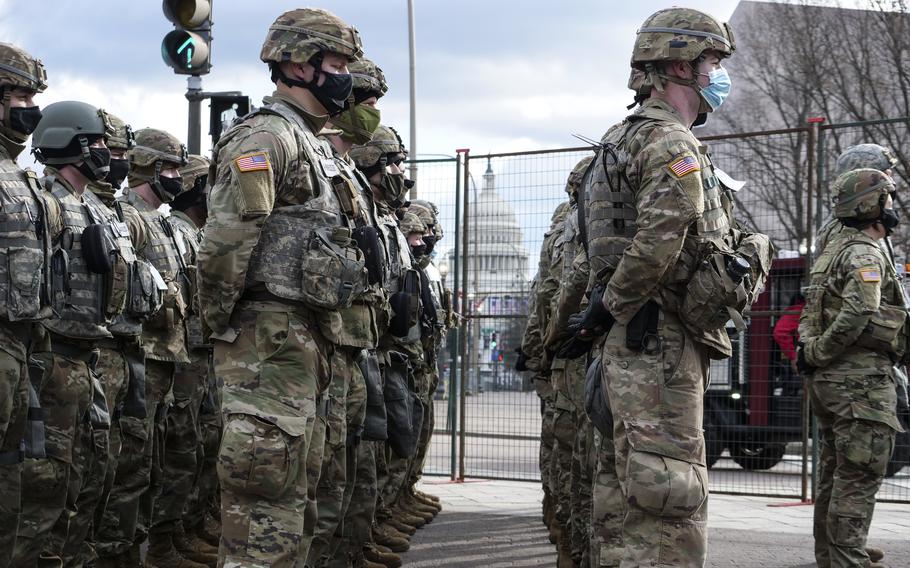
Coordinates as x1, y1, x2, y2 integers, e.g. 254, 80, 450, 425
632, 8, 735, 67
129, 128, 187, 169
32, 100, 109, 166
834, 144, 899, 178
260, 8, 362, 66
566, 155, 594, 195
178, 154, 210, 189
399, 211, 426, 235
350, 124, 404, 170
349, 57, 388, 99
833, 168, 896, 222
102, 111, 134, 152
0, 42, 47, 93
410, 199, 442, 240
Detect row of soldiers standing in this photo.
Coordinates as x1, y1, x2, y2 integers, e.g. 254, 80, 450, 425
0, 6, 453, 568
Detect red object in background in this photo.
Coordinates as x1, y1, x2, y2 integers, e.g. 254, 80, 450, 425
773, 298, 805, 362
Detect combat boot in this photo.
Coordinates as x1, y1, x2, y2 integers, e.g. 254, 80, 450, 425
173, 522, 218, 567
363, 543, 403, 568
384, 517, 416, 536
390, 509, 426, 529
867, 548, 885, 563
400, 493, 438, 518
406, 491, 441, 514
145, 530, 209, 568
415, 489, 440, 503
396, 501, 434, 524
372, 526, 409, 553
376, 523, 410, 542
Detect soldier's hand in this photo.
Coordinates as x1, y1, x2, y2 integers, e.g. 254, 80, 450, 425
567, 284, 615, 339
796, 342, 815, 376
555, 335, 594, 360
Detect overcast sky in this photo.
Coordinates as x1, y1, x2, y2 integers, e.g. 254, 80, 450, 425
0, 0, 744, 161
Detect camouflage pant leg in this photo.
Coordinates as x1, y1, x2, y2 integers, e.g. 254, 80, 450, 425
14, 351, 93, 566
591, 428, 624, 567
216, 310, 327, 567
550, 365, 576, 535
185, 361, 221, 531
151, 352, 207, 534
570, 415, 595, 565
539, 397, 555, 501
374, 442, 393, 523
810, 374, 897, 568
60, 419, 109, 567
604, 315, 709, 567
408, 392, 434, 487
306, 347, 355, 566
94, 343, 149, 559
332, 439, 377, 565
137, 359, 175, 544
0, 347, 28, 567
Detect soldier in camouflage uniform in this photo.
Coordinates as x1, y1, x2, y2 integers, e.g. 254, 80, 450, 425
305, 58, 385, 568
153, 154, 219, 567
546, 155, 596, 568
798, 169, 904, 568
110, 127, 193, 568
0, 42, 53, 568
567, 9, 771, 565
17, 101, 130, 566
815, 144, 899, 255
197, 9, 366, 566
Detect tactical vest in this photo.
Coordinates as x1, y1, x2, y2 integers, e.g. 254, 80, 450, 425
241, 100, 368, 311
44, 176, 134, 340
168, 212, 207, 349
0, 159, 52, 323
120, 191, 183, 281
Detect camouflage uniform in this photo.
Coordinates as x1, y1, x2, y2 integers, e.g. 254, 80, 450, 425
579, 10, 770, 565
0, 42, 53, 568
799, 170, 904, 568
197, 10, 364, 565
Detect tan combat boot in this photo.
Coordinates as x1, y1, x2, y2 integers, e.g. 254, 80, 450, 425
372, 526, 409, 553
384, 517, 417, 536
415, 489, 440, 503
145, 530, 209, 568
396, 501, 435, 524
405, 491, 441, 515
390, 509, 426, 529
173, 522, 218, 567
867, 547, 885, 563
363, 543, 403, 568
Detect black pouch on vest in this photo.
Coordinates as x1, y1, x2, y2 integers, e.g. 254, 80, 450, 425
24, 358, 47, 459
389, 292, 411, 337
353, 226, 384, 286
81, 223, 114, 274
626, 300, 660, 353
584, 357, 613, 437
121, 344, 148, 420
401, 270, 420, 328
357, 349, 387, 441
384, 352, 415, 458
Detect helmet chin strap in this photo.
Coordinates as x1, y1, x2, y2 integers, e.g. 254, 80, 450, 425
650, 61, 713, 114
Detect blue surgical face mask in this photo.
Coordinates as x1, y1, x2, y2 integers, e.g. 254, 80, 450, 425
698, 67, 732, 111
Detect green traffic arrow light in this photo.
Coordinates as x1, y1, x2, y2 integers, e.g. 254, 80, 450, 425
177, 37, 195, 67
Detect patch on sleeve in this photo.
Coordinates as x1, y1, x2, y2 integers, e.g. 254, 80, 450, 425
668, 154, 701, 178
234, 152, 270, 172
859, 268, 881, 282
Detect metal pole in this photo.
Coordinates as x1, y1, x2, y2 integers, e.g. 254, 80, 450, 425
186, 75, 203, 154
449, 154, 462, 481
407, 0, 418, 192
458, 150, 470, 481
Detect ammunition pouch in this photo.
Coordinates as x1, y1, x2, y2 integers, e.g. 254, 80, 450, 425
389, 269, 420, 337
50, 248, 70, 314
81, 223, 114, 274
584, 357, 613, 437
626, 300, 661, 353
145, 280, 186, 331
357, 349, 387, 441
25, 357, 47, 459
353, 225, 384, 286
384, 351, 416, 458
300, 227, 367, 311
856, 303, 907, 355
127, 259, 165, 319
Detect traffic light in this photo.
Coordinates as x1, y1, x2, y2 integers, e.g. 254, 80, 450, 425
209, 94, 250, 145
162, 0, 213, 75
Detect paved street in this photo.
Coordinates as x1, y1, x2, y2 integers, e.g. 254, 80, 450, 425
407, 479, 910, 567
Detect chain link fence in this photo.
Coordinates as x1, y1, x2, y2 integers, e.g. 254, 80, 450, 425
416, 117, 910, 503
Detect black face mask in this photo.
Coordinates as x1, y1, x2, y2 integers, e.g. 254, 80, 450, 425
276, 63, 353, 116
410, 244, 427, 258
882, 208, 901, 235
107, 158, 129, 188
379, 173, 407, 207
422, 235, 437, 255
76, 147, 111, 182
153, 175, 184, 203
8, 105, 42, 136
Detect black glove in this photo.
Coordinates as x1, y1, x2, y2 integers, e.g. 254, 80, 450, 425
514, 347, 529, 372
567, 284, 615, 339
796, 342, 815, 376
555, 335, 594, 359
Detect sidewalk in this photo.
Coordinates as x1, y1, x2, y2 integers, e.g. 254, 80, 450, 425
407, 479, 910, 567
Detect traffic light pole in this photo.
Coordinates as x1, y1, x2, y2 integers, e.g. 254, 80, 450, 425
187, 75, 203, 155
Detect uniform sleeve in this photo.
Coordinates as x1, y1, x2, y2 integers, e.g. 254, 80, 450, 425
539, 234, 566, 344
603, 131, 702, 324
805, 247, 884, 367
197, 125, 289, 341
521, 284, 543, 373
120, 204, 147, 252
545, 244, 590, 351
535, 228, 562, 337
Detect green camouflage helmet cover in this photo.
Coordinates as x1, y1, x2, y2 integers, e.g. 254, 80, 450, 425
834, 144, 899, 178
129, 128, 187, 169
350, 124, 404, 169
349, 56, 388, 98
833, 168, 896, 222
260, 8, 362, 66
102, 111, 134, 151
179, 154, 210, 188
399, 211, 426, 235
632, 8, 734, 67
32, 100, 108, 163
566, 155, 594, 196
0, 42, 47, 93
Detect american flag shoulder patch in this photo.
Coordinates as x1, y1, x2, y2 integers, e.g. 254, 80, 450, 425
668, 155, 701, 178
235, 152, 270, 172
859, 268, 881, 282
